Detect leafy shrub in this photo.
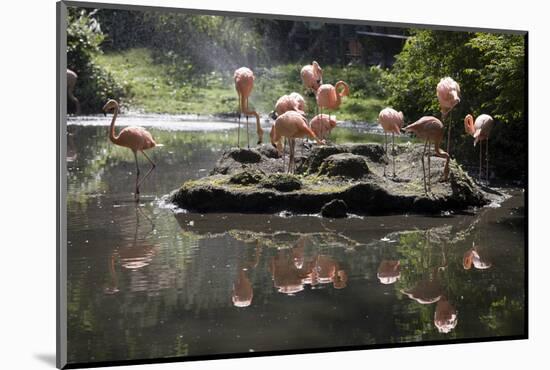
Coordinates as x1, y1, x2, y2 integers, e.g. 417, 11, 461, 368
381, 30, 526, 181
67, 8, 124, 113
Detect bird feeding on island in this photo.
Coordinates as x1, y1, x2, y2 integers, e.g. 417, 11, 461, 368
403, 116, 450, 194
270, 111, 325, 173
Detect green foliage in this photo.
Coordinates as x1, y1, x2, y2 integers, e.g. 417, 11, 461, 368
67, 8, 125, 113
381, 30, 526, 181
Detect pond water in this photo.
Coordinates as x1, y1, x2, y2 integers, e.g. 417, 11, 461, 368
66, 116, 526, 365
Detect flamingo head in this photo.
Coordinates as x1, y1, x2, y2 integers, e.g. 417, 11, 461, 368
103, 99, 119, 115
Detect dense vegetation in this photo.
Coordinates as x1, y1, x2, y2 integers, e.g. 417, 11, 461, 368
67, 7, 526, 181
381, 30, 526, 181
67, 8, 124, 113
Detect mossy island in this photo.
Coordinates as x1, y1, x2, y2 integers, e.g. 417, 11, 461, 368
168, 143, 503, 217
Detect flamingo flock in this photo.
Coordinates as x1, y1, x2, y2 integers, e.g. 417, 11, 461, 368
79, 56, 494, 199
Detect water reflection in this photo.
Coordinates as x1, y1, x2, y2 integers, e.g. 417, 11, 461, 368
66, 123, 525, 364
105, 206, 159, 295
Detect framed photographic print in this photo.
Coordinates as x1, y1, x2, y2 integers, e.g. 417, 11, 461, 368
57, 1, 528, 368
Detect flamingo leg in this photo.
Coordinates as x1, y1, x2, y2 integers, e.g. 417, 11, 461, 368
136, 150, 157, 195
479, 140, 482, 183
427, 142, 431, 191
288, 138, 295, 173
446, 110, 453, 156
486, 138, 489, 185
422, 140, 428, 194
237, 93, 241, 148
246, 97, 250, 148
283, 137, 286, 173
392, 133, 396, 177
133, 150, 140, 200
383, 132, 387, 177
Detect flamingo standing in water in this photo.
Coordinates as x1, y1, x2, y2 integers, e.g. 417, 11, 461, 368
271, 111, 324, 173
67, 69, 80, 114
316, 81, 350, 122
234, 67, 264, 147
404, 116, 450, 194
464, 114, 495, 184
300, 61, 323, 93
378, 107, 404, 177
436, 77, 461, 154
103, 99, 158, 201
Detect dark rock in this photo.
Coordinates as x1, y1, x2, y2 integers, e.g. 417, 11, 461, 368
321, 199, 348, 218
303, 145, 346, 173
171, 143, 492, 215
257, 144, 280, 159
261, 174, 302, 192
348, 144, 387, 163
229, 170, 264, 185
227, 148, 262, 163
318, 153, 370, 179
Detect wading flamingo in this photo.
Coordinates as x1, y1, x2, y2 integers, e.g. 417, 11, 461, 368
464, 114, 495, 184
300, 61, 323, 93
378, 107, 404, 177
310, 114, 337, 141
234, 67, 264, 147
316, 81, 350, 121
436, 77, 461, 154
270, 111, 325, 173
67, 69, 80, 114
404, 116, 450, 194
103, 99, 158, 201
271, 92, 306, 119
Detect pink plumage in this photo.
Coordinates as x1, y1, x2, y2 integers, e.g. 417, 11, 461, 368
436, 77, 461, 114
316, 81, 350, 111
234, 67, 255, 98
274, 92, 306, 116
310, 114, 337, 140
300, 61, 323, 91
378, 107, 404, 135
464, 114, 494, 146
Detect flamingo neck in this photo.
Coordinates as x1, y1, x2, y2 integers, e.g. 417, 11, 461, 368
109, 106, 119, 144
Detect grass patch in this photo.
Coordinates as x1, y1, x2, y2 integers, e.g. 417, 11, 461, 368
95, 48, 387, 121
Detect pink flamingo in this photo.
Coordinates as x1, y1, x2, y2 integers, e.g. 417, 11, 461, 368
436, 77, 461, 154
103, 99, 158, 201
378, 107, 404, 177
270, 111, 325, 173
300, 61, 323, 92
273, 92, 306, 117
234, 67, 264, 147
404, 116, 450, 194
67, 69, 80, 114
310, 114, 337, 141
316, 81, 350, 121
464, 114, 495, 183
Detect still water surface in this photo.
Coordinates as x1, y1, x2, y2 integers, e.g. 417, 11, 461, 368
66, 116, 525, 364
